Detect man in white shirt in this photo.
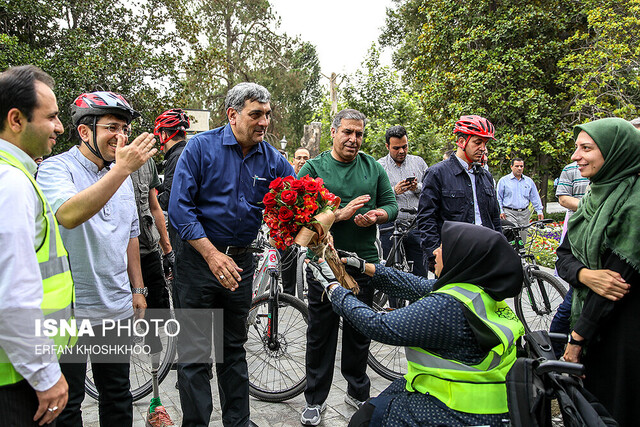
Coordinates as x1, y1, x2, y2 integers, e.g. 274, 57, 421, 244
378, 125, 428, 277
0, 65, 72, 426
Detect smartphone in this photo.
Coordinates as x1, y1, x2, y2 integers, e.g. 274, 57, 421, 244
405, 177, 416, 183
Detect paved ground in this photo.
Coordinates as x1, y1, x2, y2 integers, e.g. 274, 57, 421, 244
79, 221, 569, 427
80, 334, 393, 426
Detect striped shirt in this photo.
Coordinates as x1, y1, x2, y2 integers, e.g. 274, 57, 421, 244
378, 154, 428, 222
556, 161, 589, 202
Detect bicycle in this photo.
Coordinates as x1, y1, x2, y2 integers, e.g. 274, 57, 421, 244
366, 208, 418, 381
85, 280, 178, 402
502, 219, 568, 333
245, 241, 309, 402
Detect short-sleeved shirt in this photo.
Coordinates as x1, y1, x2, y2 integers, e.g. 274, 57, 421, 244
37, 146, 139, 323
556, 162, 589, 205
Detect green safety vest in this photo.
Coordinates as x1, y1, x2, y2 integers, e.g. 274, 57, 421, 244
0, 149, 75, 387
404, 283, 524, 414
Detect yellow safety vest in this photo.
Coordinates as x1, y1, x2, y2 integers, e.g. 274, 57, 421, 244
404, 283, 524, 414
0, 150, 75, 387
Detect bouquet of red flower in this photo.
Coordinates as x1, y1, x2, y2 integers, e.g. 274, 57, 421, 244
262, 175, 359, 292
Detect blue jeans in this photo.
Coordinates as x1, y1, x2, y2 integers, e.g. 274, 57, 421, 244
549, 287, 573, 358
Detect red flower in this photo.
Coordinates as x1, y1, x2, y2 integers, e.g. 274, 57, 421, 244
263, 191, 277, 208
304, 178, 321, 193
280, 190, 298, 206
278, 206, 295, 222
269, 177, 284, 191
262, 175, 338, 250
290, 180, 305, 193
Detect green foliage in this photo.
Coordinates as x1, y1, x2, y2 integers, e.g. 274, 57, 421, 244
380, 0, 640, 193
1, 0, 322, 156
1, 0, 190, 154
177, 0, 323, 149
556, 0, 640, 128
339, 45, 443, 165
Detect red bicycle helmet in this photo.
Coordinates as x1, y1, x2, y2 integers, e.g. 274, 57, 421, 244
154, 109, 190, 146
71, 91, 140, 126
453, 115, 495, 148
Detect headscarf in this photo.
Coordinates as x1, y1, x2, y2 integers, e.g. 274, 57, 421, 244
567, 118, 640, 272
433, 221, 523, 301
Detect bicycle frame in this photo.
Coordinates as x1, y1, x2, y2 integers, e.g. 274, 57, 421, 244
506, 220, 555, 316
261, 247, 282, 351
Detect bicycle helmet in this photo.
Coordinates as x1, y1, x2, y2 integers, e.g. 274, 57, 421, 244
154, 109, 190, 148
70, 91, 140, 168
71, 91, 140, 126
453, 115, 495, 148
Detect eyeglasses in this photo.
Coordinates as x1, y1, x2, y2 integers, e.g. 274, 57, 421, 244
95, 123, 132, 137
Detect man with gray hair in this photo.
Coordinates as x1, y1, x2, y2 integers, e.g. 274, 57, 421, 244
169, 82, 294, 426
298, 109, 397, 425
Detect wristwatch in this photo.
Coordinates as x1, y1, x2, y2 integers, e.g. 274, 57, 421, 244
132, 287, 148, 297
568, 335, 585, 346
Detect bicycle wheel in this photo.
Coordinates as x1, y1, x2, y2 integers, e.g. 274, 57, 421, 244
515, 269, 567, 333
245, 293, 308, 402
85, 291, 178, 401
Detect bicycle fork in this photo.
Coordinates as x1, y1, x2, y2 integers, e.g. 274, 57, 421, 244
524, 266, 553, 315
263, 248, 281, 351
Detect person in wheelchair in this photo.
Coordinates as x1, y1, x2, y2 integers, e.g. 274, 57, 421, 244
309, 221, 525, 426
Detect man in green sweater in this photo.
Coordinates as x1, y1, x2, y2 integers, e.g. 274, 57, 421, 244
298, 109, 398, 426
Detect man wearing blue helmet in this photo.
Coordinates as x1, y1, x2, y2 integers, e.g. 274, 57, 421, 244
37, 91, 157, 426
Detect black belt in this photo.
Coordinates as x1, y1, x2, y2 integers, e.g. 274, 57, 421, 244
215, 245, 251, 256
504, 207, 527, 212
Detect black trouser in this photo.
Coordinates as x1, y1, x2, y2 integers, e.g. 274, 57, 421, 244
348, 401, 375, 426
57, 326, 133, 427
280, 246, 298, 296
379, 225, 428, 278
0, 379, 55, 426
174, 243, 253, 427
140, 249, 170, 353
304, 268, 374, 404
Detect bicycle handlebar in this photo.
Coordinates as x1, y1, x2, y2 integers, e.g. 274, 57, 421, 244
535, 360, 585, 377
503, 218, 554, 232
399, 207, 417, 215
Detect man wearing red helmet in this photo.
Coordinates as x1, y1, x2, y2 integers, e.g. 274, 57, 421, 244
417, 115, 501, 272
36, 90, 156, 426
154, 108, 190, 212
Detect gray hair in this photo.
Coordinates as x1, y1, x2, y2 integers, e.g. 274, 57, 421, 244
225, 82, 271, 111
629, 117, 640, 128
331, 109, 367, 131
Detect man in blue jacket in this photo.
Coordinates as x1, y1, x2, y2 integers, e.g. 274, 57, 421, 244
417, 115, 501, 272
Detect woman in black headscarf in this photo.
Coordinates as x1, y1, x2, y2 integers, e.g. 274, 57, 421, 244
556, 118, 640, 426
308, 221, 524, 426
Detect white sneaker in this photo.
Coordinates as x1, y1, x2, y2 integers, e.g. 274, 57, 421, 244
300, 401, 326, 426
344, 393, 366, 410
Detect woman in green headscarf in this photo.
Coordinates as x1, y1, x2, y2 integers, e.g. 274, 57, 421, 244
556, 117, 640, 426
